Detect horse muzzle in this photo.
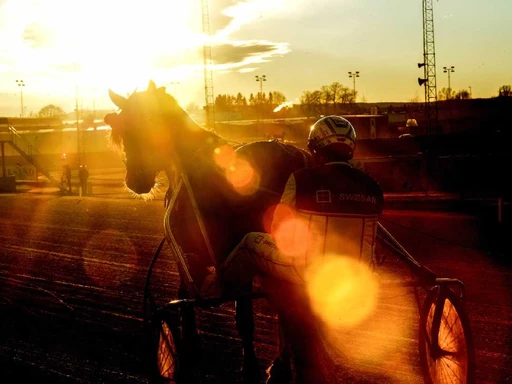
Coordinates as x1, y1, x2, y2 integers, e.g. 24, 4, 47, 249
125, 169, 158, 195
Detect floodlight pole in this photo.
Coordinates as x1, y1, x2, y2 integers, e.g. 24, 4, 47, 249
16, 80, 25, 117
348, 71, 360, 102
443, 66, 455, 99
255, 75, 267, 131
255, 75, 267, 100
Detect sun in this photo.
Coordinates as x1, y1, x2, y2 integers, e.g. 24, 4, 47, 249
18, 0, 202, 92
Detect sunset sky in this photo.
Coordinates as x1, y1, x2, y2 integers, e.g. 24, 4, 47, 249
0, 0, 510, 116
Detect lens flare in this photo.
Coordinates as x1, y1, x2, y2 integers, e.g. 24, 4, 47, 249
213, 145, 236, 169
262, 204, 279, 232
319, 268, 418, 381
273, 218, 310, 258
225, 159, 260, 195
306, 255, 379, 328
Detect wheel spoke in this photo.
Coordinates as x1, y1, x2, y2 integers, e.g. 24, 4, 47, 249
440, 355, 465, 383
158, 321, 177, 379
439, 300, 461, 352
420, 289, 474, 384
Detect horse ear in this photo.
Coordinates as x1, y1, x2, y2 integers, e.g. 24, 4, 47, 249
148, 80, 157, 92
108, 89, 127, 110
157, 86, 166, 94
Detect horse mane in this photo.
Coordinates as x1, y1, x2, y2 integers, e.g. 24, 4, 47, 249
107, 84, 222, 154
105, 82, 231, 197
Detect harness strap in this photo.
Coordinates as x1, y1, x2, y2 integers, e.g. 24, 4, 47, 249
163, 179, 195, 286
181, 173, 217, 265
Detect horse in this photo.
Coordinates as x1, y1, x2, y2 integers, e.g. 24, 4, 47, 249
103, 81, 312, 380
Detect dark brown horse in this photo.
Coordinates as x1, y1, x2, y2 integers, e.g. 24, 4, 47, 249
104, 80, 311, 381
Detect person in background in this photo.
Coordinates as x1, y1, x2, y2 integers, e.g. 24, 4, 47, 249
78, 165, 89, 196
62, 165, 72, 194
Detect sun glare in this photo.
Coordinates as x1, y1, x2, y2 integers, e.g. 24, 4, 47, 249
306, 255, 379, 328
273, 218, 310, 258
214, 147, 261, 196
318, 267, 418, 381
11, 0, 199, 91
213, 145, 236, 169
83, 229, 139, 288
226, 159, 260, 196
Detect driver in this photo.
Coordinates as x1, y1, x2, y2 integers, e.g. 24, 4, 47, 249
206, 115, 384, 383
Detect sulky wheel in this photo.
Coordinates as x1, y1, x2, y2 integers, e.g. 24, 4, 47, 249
419, 286, 476, 384
150, 308, 196, 383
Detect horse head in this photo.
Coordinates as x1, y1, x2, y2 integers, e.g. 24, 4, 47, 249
104, 80, 192, 195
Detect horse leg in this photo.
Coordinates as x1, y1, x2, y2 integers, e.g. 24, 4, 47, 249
178, 277, 198, 345
266, 308, 293, 383
235, 291, 261, 383
270, 317, 293, 374
269, 282, 334, 384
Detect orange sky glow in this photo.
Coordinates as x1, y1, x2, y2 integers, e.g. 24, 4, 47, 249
0, 0, 510, 116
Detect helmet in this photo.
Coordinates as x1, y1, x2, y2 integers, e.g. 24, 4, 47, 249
307, 115, 356, 160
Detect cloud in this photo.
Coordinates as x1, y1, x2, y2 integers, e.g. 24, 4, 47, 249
149, 39, 289, 76
210, 0, 250, 33
238, 67, 257, 73
22, 22, 58, 48
213, 40, 289, 65
214, 0, 287, 38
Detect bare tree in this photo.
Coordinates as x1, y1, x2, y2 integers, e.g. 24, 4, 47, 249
235, 92, 247, 107
339, 86, 355, 104
252, 91, 267, 105
499, 85, 511, 97
455, 89, 471, 100
300, 90, 323, 116
438, 87, 456, 101
329, 82, 350, 107
320, 85, 332, 106
270, 91, 286, 105
38, 104, 65, 118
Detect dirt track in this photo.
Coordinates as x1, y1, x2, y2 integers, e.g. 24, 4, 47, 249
0, 191, 511, 383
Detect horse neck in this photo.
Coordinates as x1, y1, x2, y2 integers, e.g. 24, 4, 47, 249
168, 123, 237, 264
162, 115, 231, 204
161, 113, 211, 173
173, 116, 223, 170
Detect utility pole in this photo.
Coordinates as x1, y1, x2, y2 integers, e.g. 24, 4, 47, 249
201, 0, 215, 130
74, 64, 82, 167
16, 80, 25, 117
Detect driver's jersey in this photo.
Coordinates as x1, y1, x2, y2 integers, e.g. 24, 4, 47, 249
270, 161, 384, 270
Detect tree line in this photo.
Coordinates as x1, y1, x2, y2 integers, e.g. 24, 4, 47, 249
36, 83, 512, 119
209, 81, 358, 119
